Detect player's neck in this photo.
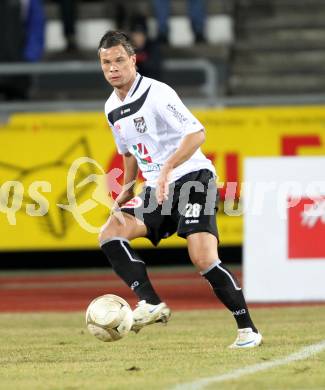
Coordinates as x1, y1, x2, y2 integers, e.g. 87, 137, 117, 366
115, 74, 137, 101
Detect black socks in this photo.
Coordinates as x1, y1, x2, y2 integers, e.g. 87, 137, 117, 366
100, 238, 161, 305
101, 239, 258, 331
202, 261, 258, 332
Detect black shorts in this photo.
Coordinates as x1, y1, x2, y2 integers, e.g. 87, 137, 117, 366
120, 169, 219, 246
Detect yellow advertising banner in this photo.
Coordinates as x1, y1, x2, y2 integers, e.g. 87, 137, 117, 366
1, 106, 325, 251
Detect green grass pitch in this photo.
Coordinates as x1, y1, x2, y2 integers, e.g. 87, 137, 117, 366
0, 307, 325, 390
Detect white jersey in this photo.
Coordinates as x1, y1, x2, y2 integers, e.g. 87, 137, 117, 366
105, 73, 215, 187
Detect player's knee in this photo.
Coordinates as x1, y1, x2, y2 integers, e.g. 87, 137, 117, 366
190, 253, 214, 270
189, 247, 218, 270
98, 224, 113, 244
98, 215, 127, 244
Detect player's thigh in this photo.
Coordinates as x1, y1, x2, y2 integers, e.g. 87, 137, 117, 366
99, 212, 148, 242
120, 186, 170, 246
177, 169, 219, 242
187, 232, 219, 271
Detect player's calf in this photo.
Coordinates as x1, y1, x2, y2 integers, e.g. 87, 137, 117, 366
100, 237, 162, 305
201, 260, 260, 335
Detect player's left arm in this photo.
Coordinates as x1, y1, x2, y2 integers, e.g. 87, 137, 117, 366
156, 129, 205, 205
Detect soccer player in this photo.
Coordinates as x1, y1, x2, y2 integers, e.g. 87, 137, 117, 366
98, 31, 262, 348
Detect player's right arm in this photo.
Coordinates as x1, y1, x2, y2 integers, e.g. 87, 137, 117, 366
114, 152, 138, 208
105, 101, 137, 208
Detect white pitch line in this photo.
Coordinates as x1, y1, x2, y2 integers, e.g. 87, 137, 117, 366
170, 339, 325, 390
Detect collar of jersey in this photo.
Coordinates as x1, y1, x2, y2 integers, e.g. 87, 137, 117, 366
115, 73, 142, 104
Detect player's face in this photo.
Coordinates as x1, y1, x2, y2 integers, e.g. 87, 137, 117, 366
99, 45, 136, 89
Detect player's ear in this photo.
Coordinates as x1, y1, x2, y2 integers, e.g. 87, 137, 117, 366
131, 54, 137, 65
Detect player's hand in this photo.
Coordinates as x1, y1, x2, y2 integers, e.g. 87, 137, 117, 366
112, 188, 135, 212
156, 164, 172, 205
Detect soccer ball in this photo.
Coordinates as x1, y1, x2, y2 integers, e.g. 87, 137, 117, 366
86, 294, 133, 342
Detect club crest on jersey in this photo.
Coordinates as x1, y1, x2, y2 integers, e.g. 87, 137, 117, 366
133, 116, 147, 133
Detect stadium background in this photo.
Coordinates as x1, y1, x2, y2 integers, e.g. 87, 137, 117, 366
1, 0, 325, 269
1, 2, 325, 388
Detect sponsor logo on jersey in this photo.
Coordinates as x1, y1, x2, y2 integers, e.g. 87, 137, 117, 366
288, 197, 325, 258
132, 143, 162, 172
120, 108, 130, 115
133, 116, 147, 133
133, 143, 152, 163
144, 164, 162, 172
167, 103, 189, 124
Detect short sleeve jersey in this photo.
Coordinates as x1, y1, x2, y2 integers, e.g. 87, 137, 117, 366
105, 73, 215, 187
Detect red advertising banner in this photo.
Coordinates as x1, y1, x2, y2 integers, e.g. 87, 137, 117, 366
288, 197, 325, 259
